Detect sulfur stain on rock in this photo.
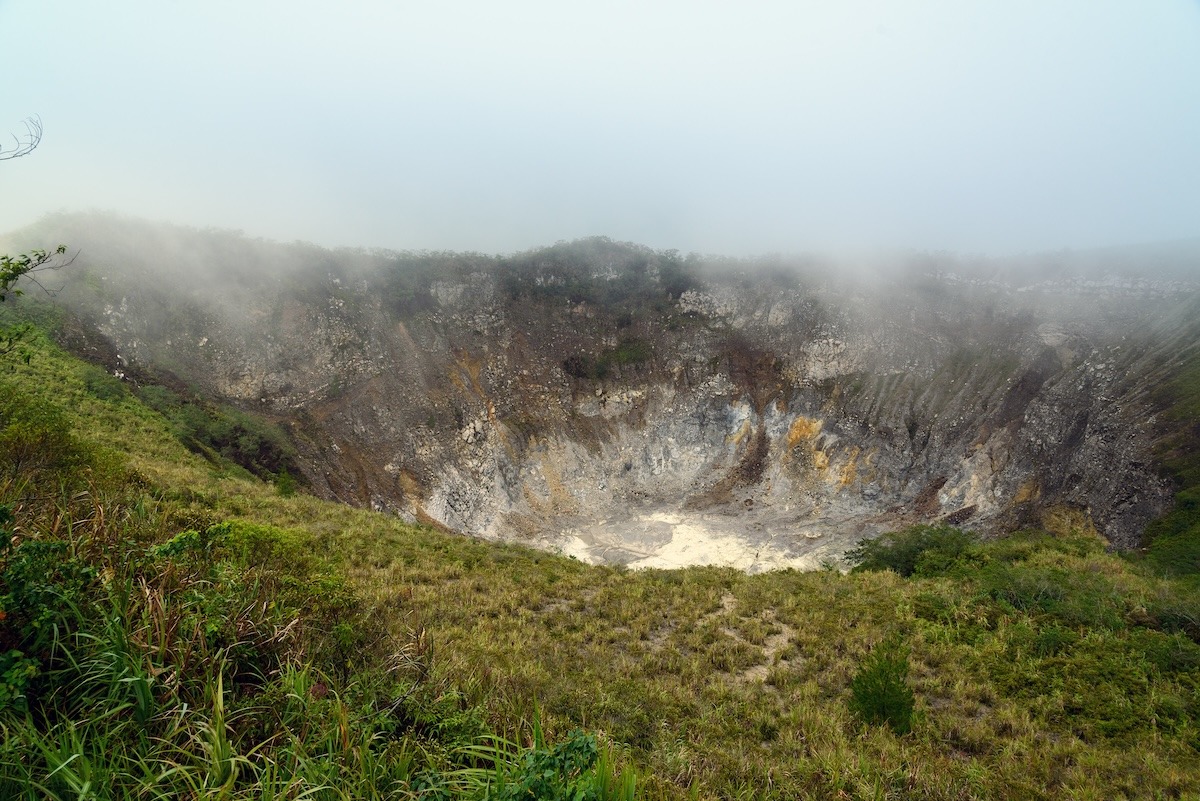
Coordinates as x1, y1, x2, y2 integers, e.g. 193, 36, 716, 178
786, 416, 823, 450
451, 349, 486, 398
1013, 480, 1041, 505
837, 446, 861, 488
785, 415, 833, 474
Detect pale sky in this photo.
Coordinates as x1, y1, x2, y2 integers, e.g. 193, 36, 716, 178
1, 1, 1198, 256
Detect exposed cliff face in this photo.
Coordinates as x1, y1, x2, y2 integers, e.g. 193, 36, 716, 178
16, 216, 1198, 568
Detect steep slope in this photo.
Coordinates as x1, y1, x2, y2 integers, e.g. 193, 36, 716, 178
8, 213, 1198, 565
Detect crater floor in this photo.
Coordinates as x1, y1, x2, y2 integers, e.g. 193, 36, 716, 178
555, 507, 879, 572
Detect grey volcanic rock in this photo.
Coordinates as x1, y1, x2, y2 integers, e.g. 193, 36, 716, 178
12, 215, 1198, 565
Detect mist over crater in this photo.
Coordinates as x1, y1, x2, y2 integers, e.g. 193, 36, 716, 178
11, 214, 1200, 568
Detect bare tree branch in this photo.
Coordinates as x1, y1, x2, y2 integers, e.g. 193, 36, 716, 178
0, 116, 42, 161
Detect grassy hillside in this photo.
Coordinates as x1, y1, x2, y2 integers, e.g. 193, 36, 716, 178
2, 323, 1199, 799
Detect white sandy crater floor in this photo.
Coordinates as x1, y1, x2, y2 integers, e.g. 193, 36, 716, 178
558, 509, 877, 573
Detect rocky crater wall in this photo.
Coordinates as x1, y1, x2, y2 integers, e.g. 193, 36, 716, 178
17, 218, 1197, 567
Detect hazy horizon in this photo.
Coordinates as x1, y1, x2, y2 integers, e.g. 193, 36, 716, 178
2, 2, 1199, 258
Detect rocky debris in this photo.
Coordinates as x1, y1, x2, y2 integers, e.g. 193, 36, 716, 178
460, 418, 488, 444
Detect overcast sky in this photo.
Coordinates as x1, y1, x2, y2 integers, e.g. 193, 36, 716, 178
1, 1, 1198, 257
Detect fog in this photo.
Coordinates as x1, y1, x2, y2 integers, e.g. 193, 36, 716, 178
2, 2, 1199, 258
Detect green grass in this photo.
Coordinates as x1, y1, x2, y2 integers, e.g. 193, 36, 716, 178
3, 327, 1200, 799
1140, 301, 1200, 573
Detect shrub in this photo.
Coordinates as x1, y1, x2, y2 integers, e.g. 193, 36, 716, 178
848, 638, 915, 735
275, 468, 297, 497
0, 649, 38, 713
0, 382, 94, 491
0, 504, 98, 713
493, 730, 602, 801
847, 524, 975, 577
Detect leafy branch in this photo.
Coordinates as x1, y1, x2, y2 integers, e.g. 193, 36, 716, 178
0, 246, 72, 302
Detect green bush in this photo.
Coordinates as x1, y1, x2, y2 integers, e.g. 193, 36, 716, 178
0, 649, 38, 713
274, 467, 297, 497
0, 383, 94, 491
848, 638, 915, 735
0, 504, 98, 713
847, 524, 975, 577
494, 730, 602, 801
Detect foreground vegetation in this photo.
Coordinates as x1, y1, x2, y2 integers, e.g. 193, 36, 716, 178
2, 325, 1199, 798
0, 329, 637, 799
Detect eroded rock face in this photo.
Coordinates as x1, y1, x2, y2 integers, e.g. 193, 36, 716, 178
24, 218, 1199, 565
